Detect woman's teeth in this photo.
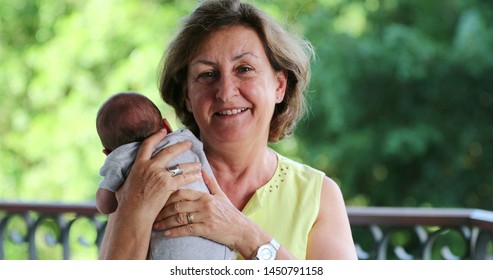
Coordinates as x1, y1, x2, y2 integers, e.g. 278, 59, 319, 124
217, 108, 247, 116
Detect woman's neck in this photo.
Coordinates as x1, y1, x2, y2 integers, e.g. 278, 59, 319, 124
203, 141, 277, 210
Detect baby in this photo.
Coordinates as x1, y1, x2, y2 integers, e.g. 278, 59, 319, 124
96, 92, 236, 260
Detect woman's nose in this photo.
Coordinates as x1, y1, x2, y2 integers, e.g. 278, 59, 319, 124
215, 73, 238, 102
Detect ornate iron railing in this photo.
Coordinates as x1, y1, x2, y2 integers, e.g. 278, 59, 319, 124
349, 207, 493, 260
1, 202, 492, 260
0, 202, 106, 260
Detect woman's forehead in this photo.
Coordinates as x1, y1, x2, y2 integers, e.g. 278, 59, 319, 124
191, 26, 266, 63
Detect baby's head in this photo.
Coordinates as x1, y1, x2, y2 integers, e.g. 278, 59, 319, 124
96, 92, 170, 154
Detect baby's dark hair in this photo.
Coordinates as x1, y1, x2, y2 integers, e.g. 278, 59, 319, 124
96, 92, 163, 152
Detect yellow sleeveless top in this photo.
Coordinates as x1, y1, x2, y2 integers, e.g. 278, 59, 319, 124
240, 152, 324, 259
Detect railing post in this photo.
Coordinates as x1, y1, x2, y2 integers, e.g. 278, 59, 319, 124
0, 215, 9, 259
472, 230, 493, 259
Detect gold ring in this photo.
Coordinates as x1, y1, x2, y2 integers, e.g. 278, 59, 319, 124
186, 212, 193, 224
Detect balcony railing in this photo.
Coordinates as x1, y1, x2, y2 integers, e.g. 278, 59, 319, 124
349, 207, 493, 260
1, 202, 492, 260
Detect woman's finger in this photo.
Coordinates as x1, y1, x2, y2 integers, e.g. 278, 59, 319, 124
166, 188, 205, 205
135, 129, 168, 161
202, 169, 233, 205
154, 189, 205, 222
201, 169, 224, 196
164, 221, 205, 238
163, 165, 203, 195
152, 141, 193, 162
165, 162, 202, 176
154, 208, 203, 230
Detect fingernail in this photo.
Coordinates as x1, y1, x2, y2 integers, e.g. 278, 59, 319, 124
164, 230, 171, 236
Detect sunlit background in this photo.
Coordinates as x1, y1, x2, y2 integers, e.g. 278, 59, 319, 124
1, 0, 492, 211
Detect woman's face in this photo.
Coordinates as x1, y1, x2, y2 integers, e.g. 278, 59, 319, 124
185, 25, 287, 146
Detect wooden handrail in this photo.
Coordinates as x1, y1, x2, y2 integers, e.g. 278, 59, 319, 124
0, 201, 99, 216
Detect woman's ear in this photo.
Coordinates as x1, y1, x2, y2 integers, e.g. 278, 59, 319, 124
275, 69, 288, 103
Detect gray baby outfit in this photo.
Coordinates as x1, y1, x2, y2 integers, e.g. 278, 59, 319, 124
99, 129, 236, 260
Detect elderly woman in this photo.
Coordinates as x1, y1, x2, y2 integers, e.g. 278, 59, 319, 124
99, 0, 357, 260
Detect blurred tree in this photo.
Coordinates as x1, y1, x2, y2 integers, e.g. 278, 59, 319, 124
0, 0, 196, 203
294, 0, 493, 209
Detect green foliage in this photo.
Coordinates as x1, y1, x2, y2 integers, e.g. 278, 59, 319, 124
0, 0, 195, 203
295, 0, 493, 209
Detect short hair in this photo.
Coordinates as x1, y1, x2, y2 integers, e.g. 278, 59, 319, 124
96, 92, 163, 151
159, 0, 314, 142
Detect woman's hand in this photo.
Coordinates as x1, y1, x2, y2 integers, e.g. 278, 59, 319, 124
115, 129, 201, 220
152, 170, 258, 256
151, 168, 298, 260
100, 129, 202, 259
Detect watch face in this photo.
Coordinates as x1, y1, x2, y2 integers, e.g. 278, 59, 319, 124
259, 245, 275, 260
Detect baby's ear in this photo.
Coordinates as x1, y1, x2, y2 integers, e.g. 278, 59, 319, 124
102, 148, 111, 156
162, 118, 173, 133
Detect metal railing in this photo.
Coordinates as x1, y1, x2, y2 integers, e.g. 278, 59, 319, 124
0, 202, 106, 260
1, 202, 492, 260
348, 207, 493, 260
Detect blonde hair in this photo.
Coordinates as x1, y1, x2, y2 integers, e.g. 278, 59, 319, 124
159, 0, 314, 142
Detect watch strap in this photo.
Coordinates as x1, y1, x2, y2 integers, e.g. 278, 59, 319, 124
269, 238, 280, 251
253, 238, 280, 260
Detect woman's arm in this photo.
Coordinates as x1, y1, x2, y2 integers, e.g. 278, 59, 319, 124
153, 170, 297, 259
98, 213, 112, 259
99, 129, 202, 259
306, 177, 358, 259
154, 172, 356, 259
99, 208, 154, 259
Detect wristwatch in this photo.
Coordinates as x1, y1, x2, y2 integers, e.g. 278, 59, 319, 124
253, 238, 280, 260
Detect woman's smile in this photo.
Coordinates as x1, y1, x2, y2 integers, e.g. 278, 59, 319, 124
216, 108, 249, 116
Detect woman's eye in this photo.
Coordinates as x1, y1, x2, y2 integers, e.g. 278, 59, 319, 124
238, 66, 253, 73
198, 71, 217, 80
